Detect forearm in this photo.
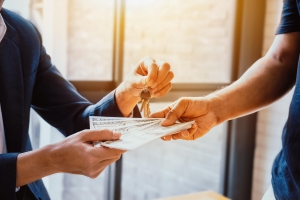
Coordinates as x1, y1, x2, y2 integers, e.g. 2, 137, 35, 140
16, 145, 57, 187
209, 56, 296, 124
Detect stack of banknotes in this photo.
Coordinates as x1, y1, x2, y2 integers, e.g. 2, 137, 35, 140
90, 116, 195, 150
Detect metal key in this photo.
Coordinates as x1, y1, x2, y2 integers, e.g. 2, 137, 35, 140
139, 88, 152, 118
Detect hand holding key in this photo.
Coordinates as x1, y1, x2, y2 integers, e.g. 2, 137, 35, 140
115, 57, 174, 117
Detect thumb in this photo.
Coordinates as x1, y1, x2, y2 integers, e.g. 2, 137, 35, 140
161, 101, 185, 126
79, 129, 121, 142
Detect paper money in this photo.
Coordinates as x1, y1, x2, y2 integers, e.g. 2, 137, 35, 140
90, 116, 195, 150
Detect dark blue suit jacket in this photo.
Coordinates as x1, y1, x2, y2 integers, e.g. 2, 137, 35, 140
0, 8, 139, 200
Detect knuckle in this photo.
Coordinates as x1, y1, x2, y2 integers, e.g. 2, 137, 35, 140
178, 97, 189, 105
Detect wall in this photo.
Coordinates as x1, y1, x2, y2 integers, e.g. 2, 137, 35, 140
251, 1, 293, 200
67, 0, 114, 80
123, 0, 236, 84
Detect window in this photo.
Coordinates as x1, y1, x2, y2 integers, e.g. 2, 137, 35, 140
121, 1, 236, 197
4, 0, 239, 199
123, 0, 236, 84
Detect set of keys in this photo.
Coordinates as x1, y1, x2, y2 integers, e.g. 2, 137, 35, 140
139, 85, 152, 118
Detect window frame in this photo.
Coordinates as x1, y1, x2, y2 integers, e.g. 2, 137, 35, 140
69, 0, 266, 199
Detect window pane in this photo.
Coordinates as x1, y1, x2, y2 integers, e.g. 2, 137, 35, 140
123, 0, 236, 83
67, 0, 114, 80
122, 102, 227, 199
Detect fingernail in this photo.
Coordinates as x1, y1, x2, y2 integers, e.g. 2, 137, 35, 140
113, 132, 121, 139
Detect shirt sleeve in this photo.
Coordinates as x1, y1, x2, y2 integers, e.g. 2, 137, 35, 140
276, 0, 300, 34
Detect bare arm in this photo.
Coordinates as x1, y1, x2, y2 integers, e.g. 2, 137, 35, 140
212, 32, 300, 124
151, 32, 300, 140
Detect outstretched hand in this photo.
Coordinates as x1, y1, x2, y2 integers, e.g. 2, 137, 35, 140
150, 97, 218, 141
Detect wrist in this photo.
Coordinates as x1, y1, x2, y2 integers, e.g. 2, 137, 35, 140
16, 145, 58, 187
115, 83, 140, 116
205, 93, 225, 125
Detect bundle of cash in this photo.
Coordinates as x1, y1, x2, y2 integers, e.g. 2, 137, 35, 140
90, 116, 195, 150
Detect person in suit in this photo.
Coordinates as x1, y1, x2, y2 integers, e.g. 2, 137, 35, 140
0, 1, 174, 199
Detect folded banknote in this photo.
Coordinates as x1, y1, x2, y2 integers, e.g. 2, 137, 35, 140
90, 116, 195, 150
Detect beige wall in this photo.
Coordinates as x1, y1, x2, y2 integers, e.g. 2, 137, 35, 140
67, 0, 236, 84
123, 0, 236, 83
67, 0, 114, 80
251, 1, 293, 200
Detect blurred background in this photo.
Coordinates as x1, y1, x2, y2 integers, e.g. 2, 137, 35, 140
2, 0, 290, 200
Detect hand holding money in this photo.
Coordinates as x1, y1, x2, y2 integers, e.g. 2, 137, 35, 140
16, 129, 124, 187
90, 116, 194, 150
150, 97, 218, 141
115, 57, 174, 117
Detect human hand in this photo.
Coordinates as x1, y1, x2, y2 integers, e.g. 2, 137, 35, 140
115, 57, 174, 116
150, 97, 218, 141
49, 129, 125, 178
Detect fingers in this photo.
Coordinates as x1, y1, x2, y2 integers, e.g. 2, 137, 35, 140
79, 129, 121, 142
142, 58, 158, 88
86, 156, 121, 178
149, 110, 167, 118
171, 123, 197, 140
161, 99, 188, 126
161, 135, 172, 141
155, 61, 171, 86
91, 146, 125, 160
149, 105, 172, 118
152, 71, 174, 94
186, 127, 207, 140
153, 82, 172, 98
170, 130, 189, 140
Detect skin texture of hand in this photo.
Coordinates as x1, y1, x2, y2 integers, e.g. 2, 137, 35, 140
150, 97, 218, 141
115, 57, 174, 116
16, 129, 125, 187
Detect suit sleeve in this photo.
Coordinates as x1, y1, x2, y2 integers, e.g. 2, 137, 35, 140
0, 153, 18, 199
31, 34, 140, 137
